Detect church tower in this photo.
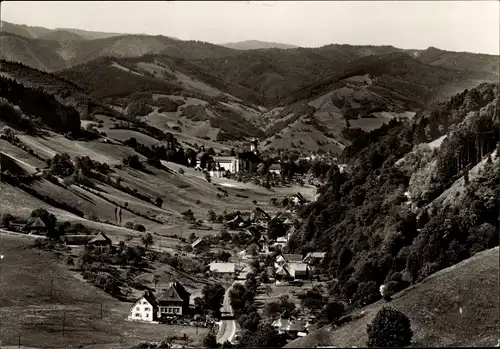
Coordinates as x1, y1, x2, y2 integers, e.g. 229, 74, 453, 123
250, 138, 258, 154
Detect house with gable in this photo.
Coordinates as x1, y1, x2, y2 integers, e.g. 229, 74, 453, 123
271, 311, 309, 339
303, 252, 327, 265
191, 237, 210, 253
269, 163, 281, 175
275, 262, 308, 281
88, 232, 112, 246
128, 290, 157, 322
157, 281, 191, 318
274, 253, 303, 269
23, 217, 47, 235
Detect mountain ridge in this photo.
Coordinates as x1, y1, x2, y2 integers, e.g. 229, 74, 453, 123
221, 40, 298, 50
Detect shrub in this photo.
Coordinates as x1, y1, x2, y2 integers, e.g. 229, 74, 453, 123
155, 197, 163, 208
202, 332, 219, 348
207, 210, 217, 222
1, 213, 15, 228
178, 167, 185, 175
122, 155, 144, 170
134, 223, 146, 232
367, 306, 413, 347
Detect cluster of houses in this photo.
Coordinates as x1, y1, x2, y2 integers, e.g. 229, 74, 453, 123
20, 216, 114, 247
189, 203, 327, 283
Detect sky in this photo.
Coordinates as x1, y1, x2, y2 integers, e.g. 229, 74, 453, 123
2, 1, 499, 55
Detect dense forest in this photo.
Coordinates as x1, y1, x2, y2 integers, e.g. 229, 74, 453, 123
289, 83, 500, 307
0, 76, 81, 133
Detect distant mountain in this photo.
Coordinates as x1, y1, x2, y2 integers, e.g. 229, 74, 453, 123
0, 20, 52, 38
53, 27, 125, 40
0, 30, 241, 72
0, 33, 68, 71
222, 40, 298, 50
0, 20, 123, 40
416, 46, 499, 76
39, 29, 86, 42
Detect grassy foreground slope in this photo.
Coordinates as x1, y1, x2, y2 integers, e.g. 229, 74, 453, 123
287, 246, 499, 348
0, 235, 209, 349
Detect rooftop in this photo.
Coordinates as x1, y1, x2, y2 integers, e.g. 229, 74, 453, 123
209, 262, 235, 273
157, 281, 190, 303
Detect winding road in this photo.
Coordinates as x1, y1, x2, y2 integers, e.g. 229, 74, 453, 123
216, 264, 250, 344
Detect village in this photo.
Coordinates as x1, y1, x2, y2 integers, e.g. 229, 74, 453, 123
1, 179, 330, 347
123, 188, 330, 345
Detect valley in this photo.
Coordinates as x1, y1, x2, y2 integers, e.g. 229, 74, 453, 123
0, 10, 499, 349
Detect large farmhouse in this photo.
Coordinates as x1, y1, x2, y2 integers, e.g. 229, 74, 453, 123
157, 281, 191, 317
127, 281, 191, 322
128, 291, 157, 322
196, 138, 260, 174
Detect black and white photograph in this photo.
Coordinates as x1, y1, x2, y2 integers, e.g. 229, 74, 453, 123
0, 1, 499, 348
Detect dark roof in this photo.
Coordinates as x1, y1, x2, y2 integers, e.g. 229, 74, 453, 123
138, 290, 157, 307
283, 254, 303, 262
62, 235, 93, 245
253, 207, 271, 220
25, 217, 46, 229
157, 281, 190, 304
269, 164, 281, 170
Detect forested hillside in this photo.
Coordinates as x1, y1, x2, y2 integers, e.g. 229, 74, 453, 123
289, 82, 499, 308
0, 76, 81, 133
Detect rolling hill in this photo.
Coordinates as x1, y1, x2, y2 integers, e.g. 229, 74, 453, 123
1, 20, 498, 156
0, 33, 68, 71
287, 246, 499, 348
39, 29, 86, 42
0, 30, 241, 72
221, 40, 298, 50
1, 20, 123, 40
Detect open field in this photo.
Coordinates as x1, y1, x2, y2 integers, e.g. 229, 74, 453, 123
286, 246, 500, 348
0, 139, 47, 169
0, 235, 209, 349
255, 281, 329, 318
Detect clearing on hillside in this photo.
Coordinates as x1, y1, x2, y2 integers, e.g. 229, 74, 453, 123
286, 246, 499, 348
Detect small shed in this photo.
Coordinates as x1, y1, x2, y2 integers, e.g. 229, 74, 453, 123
23, 217, 47, 235
191, 237, 210, 253
88, 232, 112, 246
62, 235, 94, 246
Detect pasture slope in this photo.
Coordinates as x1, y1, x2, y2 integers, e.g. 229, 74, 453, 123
286, 246, 499, 348
0, 234, 209, 349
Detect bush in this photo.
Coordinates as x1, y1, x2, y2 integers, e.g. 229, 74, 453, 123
207, 210, 217, 222
367, 306, 413, 347
178, 167, 185, 175
122, 155, 145, 171
134, 223, 146, 232
1, 213, 15, 228
155, 197, 163, 208
202, 332, 219, 348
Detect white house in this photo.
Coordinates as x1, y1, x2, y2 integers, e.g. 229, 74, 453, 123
274, 253, 303, 269
209, 262, 236, 276
127, 292, 157, 322
303, 252, 327, 265
213, 156, 240, 173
